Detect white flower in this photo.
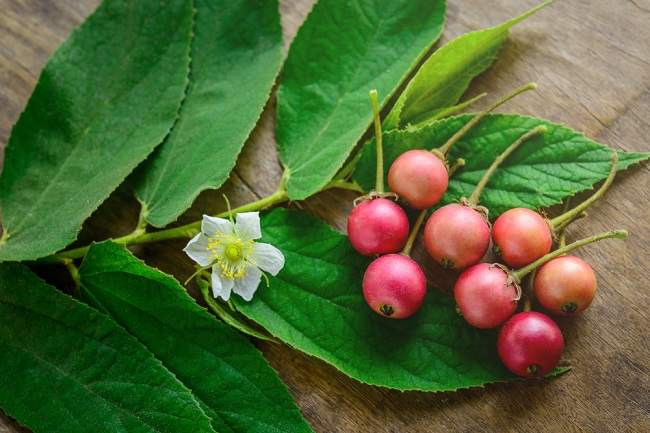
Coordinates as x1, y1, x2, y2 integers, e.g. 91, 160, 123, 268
183, 212, 284, 302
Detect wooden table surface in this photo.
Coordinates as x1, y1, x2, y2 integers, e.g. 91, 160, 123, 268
1, 1, 649, 432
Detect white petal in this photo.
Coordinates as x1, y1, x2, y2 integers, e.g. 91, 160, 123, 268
235, 212, 261, 240
211, 265, 234, 301
202, 215, 233, 237
252, 243, 285, 276
232, 266, 262, 302
183, 233, 212, 267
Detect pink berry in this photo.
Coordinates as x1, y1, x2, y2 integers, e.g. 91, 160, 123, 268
492, 208, 552, 268
454, 263, 518, 329
362, 254, 427, 319
387, 150, 448, 210
423, 203, 491, 269
498, 311, 564, 377
347, 198, 409, 256
534, 255, 597, 315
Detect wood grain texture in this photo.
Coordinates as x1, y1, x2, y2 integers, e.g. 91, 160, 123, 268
1, 0, 649, 432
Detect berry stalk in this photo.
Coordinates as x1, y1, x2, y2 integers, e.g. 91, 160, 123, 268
513, 229, 628, 280
436, 82, 537, 157
401, 210, 427, 256
369, 89, 385, 193
447, 158, 466, 177
467, 125, 547, 207
550, 152, 618, 232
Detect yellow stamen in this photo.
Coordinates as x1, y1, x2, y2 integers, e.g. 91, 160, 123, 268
206, 231, 253, 281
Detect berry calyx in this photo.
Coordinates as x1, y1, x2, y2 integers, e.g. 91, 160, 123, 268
498, 311, 564, 377
424, 126, 546, 269
387, 83, 537, 210
533, 255, 597, 315
362, 254, 427, 319
453, 263, 519, 328
347, 197, 409, 256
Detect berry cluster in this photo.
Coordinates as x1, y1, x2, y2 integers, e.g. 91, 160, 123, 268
347, 85, 627, 378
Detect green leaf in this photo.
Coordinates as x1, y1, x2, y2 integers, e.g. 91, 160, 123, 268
233, 208, 522, 391
135, 0, 284, 227
0, 0, 193, 261
0, 263, 214, 433
79, 241, 314, 433
384, 0, 552, 129
353, 114, 650, 216
278, 0, 446, 200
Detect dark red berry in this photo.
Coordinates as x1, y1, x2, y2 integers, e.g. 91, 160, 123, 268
498, 311, 564, 377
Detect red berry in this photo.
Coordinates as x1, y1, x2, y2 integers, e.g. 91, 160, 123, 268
492, 208, 552, 268
362, 254, 427, 319
498, 311, 564, 377
423, 204, 490, 270
347, 198, 409, 256
387, 150, 448, 210
534, 255, 597, 315
454, 263, 518, 328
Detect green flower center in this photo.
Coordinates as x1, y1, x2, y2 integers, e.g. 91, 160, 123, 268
224, 243, 243, 261
206, 232, 254, 280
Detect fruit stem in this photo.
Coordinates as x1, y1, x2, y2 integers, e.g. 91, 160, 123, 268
412, 93, 488, 128
448, 158, 466, 177
435, 82, 537, 158
523, 270, 536, 312
550, 152, 618, 232
402, 210, 427, 256
467, 125, 546, 206
513, 229, 628, 280
369, 89, 385, 193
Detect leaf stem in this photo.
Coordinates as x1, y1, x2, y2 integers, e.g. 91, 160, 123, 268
513, 229, 628, 280
436, 82, 537, 157
550, 152, 618, 232
63, 259, 81, 293
40, 176, 364, 263
197, 277, 278, 343
467, 125, 546, 206
324, 179, 364, 193
43, 187, 289, 262
402, 210, 427, 257
369, 89, 384, 193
